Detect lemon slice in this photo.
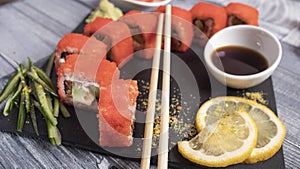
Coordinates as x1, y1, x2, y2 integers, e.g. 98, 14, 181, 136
178, 110, 258, 167
195, 96, 286, 164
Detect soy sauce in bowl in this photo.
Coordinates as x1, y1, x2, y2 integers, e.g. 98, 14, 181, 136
204, 25, 282, 89
211, 46, 268, 75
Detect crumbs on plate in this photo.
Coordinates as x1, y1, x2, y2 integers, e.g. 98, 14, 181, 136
243, 91, 268, 105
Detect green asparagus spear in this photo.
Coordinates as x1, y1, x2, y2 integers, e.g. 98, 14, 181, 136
17, 90, 26, 132
34, 84, 57, 126
59, 102, 71, 118
0, 72, 20, 102
53, 98, 60, 117
27, 71, 58, 97
29, 102, 39, 136
33, 65, 54, 89
46, 53, 55, 77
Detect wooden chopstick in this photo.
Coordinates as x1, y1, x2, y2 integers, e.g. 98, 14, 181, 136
158, 4, 172, 169
140, 13, 164, 169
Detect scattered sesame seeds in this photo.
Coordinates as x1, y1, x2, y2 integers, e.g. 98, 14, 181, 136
135, 78, 200, 151
244, 91, 268, 104
176, 105, 182, 111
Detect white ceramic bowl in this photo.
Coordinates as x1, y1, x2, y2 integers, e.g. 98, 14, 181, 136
204, 25, 282, 89
110, 0, 172, 12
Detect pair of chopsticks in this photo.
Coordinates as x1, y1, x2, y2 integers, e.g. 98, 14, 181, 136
140, 5, 172, 169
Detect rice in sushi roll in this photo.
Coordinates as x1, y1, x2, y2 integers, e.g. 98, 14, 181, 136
57, 54, 120, 111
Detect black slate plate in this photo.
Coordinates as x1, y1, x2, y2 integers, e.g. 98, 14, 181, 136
0, 17, 285, 169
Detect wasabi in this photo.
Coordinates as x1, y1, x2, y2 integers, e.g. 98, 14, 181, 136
86, 0, 123, 23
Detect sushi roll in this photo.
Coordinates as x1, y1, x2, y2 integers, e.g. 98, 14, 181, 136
84, 17, 112, 36
55, 33, 106, 69
155, 6, 193, 52
226, 2, 259, 26
98, 79, 139, 147
84, 17, 134, 67
190, 2, 227, 45
57, 54, 120, 111
120, 10, 158, 59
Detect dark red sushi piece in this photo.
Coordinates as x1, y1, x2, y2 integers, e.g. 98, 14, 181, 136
190, 2, 227, 46
98, 79, 139, 147
84, 17, 134, 67
55, 33, 106, 69
84, 18, 112, 37
190, 2, 227, 37
226, 2, 259, 26
120, 10, 158, 59
154, 6, 194, 52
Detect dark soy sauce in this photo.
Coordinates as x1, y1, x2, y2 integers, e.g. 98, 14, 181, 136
211, 46, 269, 75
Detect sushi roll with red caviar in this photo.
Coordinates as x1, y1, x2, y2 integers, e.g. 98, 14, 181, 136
120, 10, 158, 59
154, 6, 193, 52
190, 2, 227, 37
84, 17, 134, 67
97, 79, 139, 147
226, 2, 259, 26
57, 54, 120, 111
84, 17, 112, 36
55, 33, 106, 69
190, 2, 227, 45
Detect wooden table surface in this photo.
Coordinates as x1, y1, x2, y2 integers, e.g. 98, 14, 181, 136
0, 0, 299, 168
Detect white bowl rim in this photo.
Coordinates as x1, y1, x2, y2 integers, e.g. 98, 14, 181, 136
122, 0, 172, 7
204, 25, 282, 80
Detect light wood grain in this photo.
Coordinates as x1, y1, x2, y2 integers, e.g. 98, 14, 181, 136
272, 43, 300, 169
0, 0, 91, 75
141, 13, 164, 169
158, 5, 171, 169
76, 0, 100, 9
